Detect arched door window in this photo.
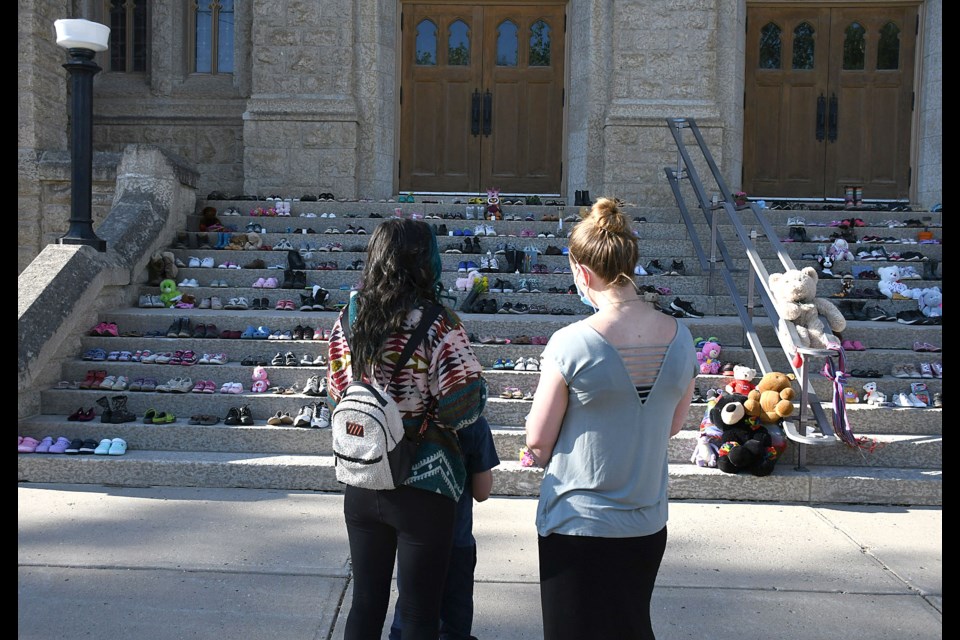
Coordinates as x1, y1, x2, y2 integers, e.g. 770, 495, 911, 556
448, 19, 470, 66
529, 20, 551, 66
759, 23, 782, 69
416, 19, 437, 65
877, 22, 901, 70
496, 20, 518, 66
843, 22, 866, 70
792, 22, 815, 69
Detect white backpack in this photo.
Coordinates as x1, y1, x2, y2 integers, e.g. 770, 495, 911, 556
331, 305, 442, 490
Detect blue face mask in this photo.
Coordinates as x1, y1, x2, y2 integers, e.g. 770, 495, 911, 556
572, 261, 597, 311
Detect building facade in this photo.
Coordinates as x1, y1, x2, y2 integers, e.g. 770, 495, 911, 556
18, 0, 941, 271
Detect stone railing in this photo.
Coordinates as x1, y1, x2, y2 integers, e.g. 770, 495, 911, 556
17, 144, 198, 418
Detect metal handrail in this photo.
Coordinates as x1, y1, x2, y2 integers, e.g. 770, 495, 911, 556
663, 117, 841, 464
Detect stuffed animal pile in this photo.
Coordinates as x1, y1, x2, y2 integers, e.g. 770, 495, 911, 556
711, 393, 781, 476
768, 267, 846, 349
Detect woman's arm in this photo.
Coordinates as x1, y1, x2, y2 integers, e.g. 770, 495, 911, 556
670, 377, 697, 437
524, 365, 568, 466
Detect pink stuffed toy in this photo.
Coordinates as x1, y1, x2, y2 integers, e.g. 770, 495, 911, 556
697, 341, 722, 374
485, 188, 502, 221
251, 365, 270, 393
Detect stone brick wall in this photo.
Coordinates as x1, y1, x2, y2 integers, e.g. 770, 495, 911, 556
17, 0, 942, 272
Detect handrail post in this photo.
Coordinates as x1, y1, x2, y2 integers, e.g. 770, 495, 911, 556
709, 198, 719, 296
745, 229, 757, 350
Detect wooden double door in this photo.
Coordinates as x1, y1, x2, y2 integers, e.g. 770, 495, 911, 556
399, 2, 566, 194
744, 4, 918, 200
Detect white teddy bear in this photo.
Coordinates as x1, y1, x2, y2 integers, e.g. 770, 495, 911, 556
876, 265, 921, 300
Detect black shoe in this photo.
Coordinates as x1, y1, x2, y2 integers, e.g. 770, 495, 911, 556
300, 295, 314, 311
312, 287, 330, 311
670, 297, 704, 318
670, 259, 686, 276
438, 224, 448, 236
166, 318, 182, 338
896, 310, 925, 324
288, 249, 306, 271
176, 317, 192, 338
207, 191, 227, 200
645, 260, 665, 275
224, 407, 241, 426
293, 271, 307, 290
581, 190, 591, 207
238, 405, 254, 426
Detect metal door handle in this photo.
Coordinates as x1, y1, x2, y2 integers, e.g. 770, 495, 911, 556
816, 94, 826, 141
482, 90, 492, 136
828, 94, 838, 142
471, 89, 481, 136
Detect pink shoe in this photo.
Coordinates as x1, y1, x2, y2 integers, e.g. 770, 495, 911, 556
203, 380, 217, 394
263, 277, 279, 289
18, 436, 40, 453
851, 341, 866, 351
841, 339, 856, 351
252, 278, 266, 288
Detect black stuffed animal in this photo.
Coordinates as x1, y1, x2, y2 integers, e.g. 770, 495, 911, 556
711, 393, 779, 477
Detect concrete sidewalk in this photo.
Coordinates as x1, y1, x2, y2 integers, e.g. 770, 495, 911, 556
18, 484, 941, 640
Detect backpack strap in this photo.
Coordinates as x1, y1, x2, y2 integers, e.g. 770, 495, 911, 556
342, 303, 444, 384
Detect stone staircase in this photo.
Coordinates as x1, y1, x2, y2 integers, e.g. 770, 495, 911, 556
17, 199, 942, 505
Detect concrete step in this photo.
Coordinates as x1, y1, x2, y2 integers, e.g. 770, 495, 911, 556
31, 391, 943, 440
16, 451, 941, 506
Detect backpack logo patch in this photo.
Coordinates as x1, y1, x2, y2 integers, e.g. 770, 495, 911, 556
345, 421, 365, 437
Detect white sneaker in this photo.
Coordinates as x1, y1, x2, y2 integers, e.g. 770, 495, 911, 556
294, 404, 314, 428
188, 257, 201, 268
908, 393, 928, 408
311, 405, 331, 429
485, 224, 496, 236
200, 257, 215, 268
634, 264, 648, 276
894, 392, 915, 408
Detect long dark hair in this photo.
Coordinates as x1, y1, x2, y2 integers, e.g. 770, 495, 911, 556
350, 219, 440, 373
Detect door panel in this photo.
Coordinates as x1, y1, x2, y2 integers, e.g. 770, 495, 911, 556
744, 8, 830, 197
826, 6, 916, 199
400, 5, 482, 192
744, 4, 916, 200
481, 5, 565, 193
400, 2, 565, 194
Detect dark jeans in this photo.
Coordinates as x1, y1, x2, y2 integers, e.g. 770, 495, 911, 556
538, 527, 668, 640
343, 484, 456, 640
390, 544, 478, 640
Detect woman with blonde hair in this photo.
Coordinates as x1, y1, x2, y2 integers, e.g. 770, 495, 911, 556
525, 197, 697, 640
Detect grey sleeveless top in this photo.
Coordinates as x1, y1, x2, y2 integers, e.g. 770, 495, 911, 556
534, 318, 697, 538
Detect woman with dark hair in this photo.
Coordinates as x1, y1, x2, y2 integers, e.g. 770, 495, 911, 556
525, 197, 697, 640
326, 218, 487, 640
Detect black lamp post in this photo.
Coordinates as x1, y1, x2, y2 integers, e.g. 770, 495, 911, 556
54, 19, 110, 252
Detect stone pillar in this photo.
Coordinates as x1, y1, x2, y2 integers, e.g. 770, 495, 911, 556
243, 0, 360, 199
18, 0, 72, 273
916, 0, 941, 209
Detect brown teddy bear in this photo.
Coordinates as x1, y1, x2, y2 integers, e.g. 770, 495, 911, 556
198, 206, 224, 232
768, 267, 846, 349
225, 233, 248, 251
743, 371, 796, 425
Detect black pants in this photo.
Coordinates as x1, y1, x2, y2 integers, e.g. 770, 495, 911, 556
344, 484, 457, 640
538, 527, 668, 640
390, 544, 478, 640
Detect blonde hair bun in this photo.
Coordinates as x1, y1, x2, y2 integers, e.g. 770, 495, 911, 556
586, 197, 629, 235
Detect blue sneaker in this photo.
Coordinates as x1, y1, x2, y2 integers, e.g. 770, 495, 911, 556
240, 326, 257, 339
253, 326, 272, 339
